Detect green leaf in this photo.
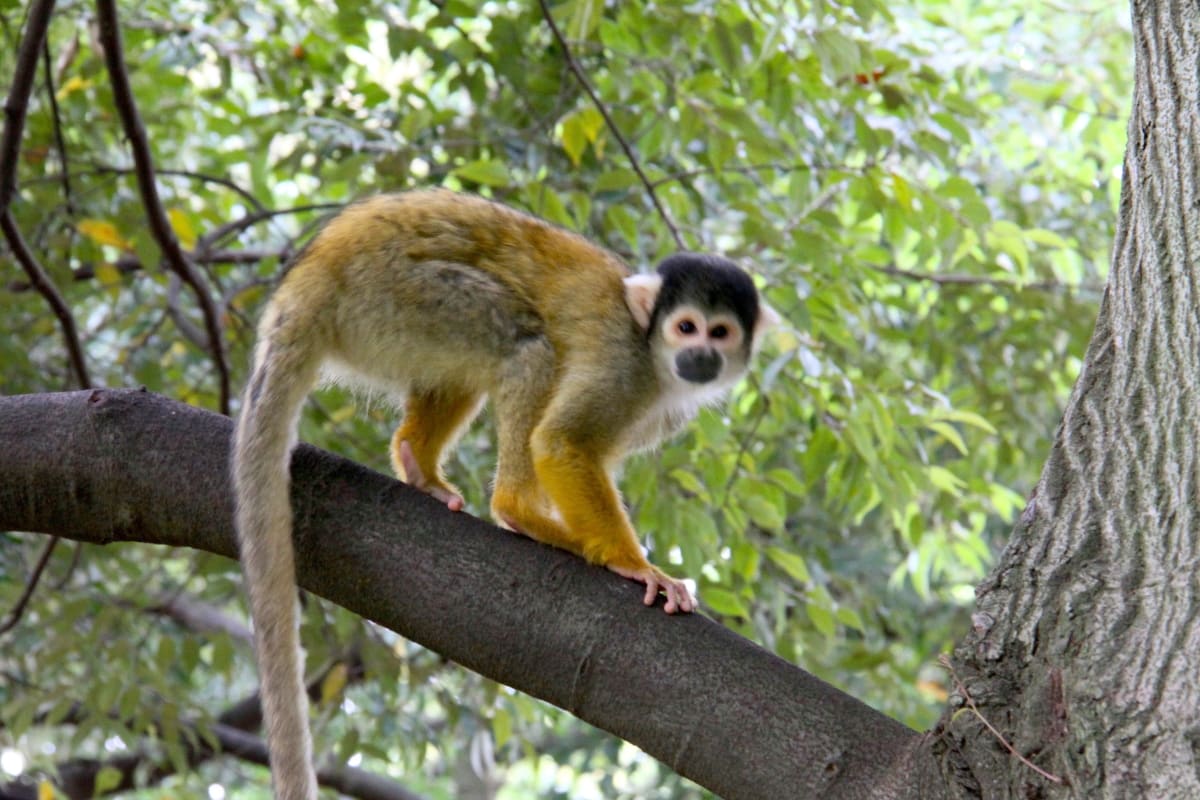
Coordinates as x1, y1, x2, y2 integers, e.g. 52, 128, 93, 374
568, 0, 604, 41
836, 606, 866, 632
766, 546, 811, 583
928, 465, 966, 496
767, 468, 807, 497
927, 421, 968, 455
743, 492, 785, 531
452, 159, 511, 187
670, 468, 710, 500
702, 587, 749, 618
94, 766, 124, 794
806, 602, 836, 638
933, 408, 998, 435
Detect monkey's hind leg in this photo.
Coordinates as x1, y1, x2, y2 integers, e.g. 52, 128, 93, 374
391, 387, 483, 511
486, 338, 564, 537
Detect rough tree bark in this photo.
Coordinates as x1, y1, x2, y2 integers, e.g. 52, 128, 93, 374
936, 1, 1200, 797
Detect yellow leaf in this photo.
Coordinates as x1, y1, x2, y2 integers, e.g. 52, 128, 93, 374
55, 75, 92, 100
560, 113, 587, 166
94, 261, 123, 288
320, 662, 349, 706
917, 678, 949, 702
577, 106, 605, 143
168, 208, 197, 250
78, 219, 132, 250
38, 780, 56, 800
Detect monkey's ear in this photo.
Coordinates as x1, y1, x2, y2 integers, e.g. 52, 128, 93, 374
624, 273, 663, 331
757, 302, 783, 332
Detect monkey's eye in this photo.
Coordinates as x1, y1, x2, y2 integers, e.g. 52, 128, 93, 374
677, 319, 698, 335
710, 324, 729, 340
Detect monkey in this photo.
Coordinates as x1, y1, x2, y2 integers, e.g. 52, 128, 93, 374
231, 188, 778, 799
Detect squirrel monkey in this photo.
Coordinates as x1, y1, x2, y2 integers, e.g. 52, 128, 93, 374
231, 189, 777, 799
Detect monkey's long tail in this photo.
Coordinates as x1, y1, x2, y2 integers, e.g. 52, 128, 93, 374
232, 320, 323, 800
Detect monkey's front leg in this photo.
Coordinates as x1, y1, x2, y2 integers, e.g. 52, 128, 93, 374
520, 440, 695, 614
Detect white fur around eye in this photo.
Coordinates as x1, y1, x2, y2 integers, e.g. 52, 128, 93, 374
704, 313, 744, 351
661, 307, 706, 347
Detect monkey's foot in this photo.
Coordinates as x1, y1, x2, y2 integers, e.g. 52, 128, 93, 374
608, 563, 696, 614
397, 440, 464, 512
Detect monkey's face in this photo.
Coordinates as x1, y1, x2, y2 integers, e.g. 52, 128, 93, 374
655, 304, 751, 387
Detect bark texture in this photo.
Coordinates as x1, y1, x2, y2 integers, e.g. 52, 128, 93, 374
0, 389, 942, 800
941, 1, 1200, 796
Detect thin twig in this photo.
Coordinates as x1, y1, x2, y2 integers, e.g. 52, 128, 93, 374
873, 264, 1103, 294
0, 536, 60, 636
536, 0, 685, 249
199, 202, 343, 251
939, 655, 1064, 784
0, 0, 57, 213
95, 0, 232, 414
42, 39, 75, 214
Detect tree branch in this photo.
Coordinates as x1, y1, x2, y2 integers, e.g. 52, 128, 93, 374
0, 213, 91, 387
0, 534, 59, 635
0, 0, 56, 214
0, 389, 944, 800
93, 0, 232, 414
871, 264, 1104, 294
536, 0, 685, 249
42, 40, 75, 214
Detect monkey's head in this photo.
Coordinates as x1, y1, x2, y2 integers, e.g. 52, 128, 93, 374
625, 253, 779, 395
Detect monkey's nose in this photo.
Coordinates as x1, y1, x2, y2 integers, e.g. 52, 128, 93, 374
675, 348, 721, 383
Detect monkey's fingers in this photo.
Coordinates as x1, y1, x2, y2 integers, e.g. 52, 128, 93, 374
608, 564, 696, 614
397, 440, 465, 512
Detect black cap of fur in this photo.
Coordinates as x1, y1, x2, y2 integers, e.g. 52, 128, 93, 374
651, 253, 761, 349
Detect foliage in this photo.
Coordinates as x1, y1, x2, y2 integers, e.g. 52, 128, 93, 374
0, 0, 1129, 796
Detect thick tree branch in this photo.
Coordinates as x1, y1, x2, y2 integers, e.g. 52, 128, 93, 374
93, 0, 232, 414
0, 389, 944, 800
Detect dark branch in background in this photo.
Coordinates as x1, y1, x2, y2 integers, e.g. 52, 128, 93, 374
42, 39, 75, 214
0, 535, 59, 635
94, 0, 232, 414
143, 594, 253, 643
871, 264, 1105, 295
0, 0, 56, 213
0, 215, 92, 386
5, 249, 291, 293
536, 0, 686, 249
198, 202, 343, 251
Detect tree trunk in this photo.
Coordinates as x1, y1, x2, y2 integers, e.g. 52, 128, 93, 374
937, 1, 1200, 796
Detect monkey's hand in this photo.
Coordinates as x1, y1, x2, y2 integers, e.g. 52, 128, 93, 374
607, 563, 696, 614
396, 440, 465, 512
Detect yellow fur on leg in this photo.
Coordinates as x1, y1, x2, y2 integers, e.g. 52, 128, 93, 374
390, 388, 482, 510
